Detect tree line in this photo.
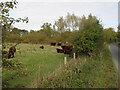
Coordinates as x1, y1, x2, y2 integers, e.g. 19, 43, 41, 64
3, 13, 118, 44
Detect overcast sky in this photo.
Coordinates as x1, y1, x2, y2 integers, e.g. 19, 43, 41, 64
1, 0, 119, 31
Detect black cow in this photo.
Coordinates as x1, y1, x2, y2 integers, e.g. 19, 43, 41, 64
56, 48, 64, 53
57, 43, 62, 46
50, 42, 56, 46
40, 46, 44, 49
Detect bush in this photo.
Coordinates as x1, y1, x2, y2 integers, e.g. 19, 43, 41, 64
2, 58, 22, 69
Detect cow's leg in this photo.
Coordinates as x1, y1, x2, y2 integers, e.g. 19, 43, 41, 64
8, 52, 12, 59
8, 54, 11, 59
11, 53, 14, 58
9, 51, 14, 58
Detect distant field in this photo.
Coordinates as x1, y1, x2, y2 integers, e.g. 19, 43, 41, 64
3, 43, 68, 88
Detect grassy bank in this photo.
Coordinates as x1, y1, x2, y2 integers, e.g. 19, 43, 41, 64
36, 44, 118, 88
3, 43, 67, 88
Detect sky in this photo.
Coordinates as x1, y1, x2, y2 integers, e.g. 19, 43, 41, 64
1, 0, 119, 31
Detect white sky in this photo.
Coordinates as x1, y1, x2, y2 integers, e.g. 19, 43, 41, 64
0, 0, 119, 31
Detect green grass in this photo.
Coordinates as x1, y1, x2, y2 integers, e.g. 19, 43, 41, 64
3, 43, 118, 88
3, 43, 67, 88
37, 44, 118, 88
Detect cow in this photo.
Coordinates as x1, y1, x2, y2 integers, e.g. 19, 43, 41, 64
8, 46, 16, 59
57, 43, 62, 46
40, 46, 44, 49
50, 42, 56, 46
56, 48, 64, 53
61, 45, 74, 55
61, 45, 74, 51
7, 43, 19, 59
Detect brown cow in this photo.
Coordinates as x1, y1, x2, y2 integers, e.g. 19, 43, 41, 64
40, 46, 44, 49
61, 45, 73, 51
8, 43, 19, 59
8, 46, 16, 59
56, 48, 64, 53
61, 45, 74, 55
50, 42, 56, 46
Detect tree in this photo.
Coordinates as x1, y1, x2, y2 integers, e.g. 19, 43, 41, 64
103, 28, 117, 43
0, 0, 28, 43
118, 24, 120, 31
4, 28, 29, 43
40, 22, 53, 38
54, 17, 66, 33
10, 28, 21, 35
19, 29, 28, 36
0, 0, 29, 75
73, 14, 103, 56
41, 22, 52, 30
30, 30, 35, 33
65, 13, 81, 31
54, 13, 81, 32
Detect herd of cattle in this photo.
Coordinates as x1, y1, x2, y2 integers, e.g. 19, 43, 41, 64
3, 42, 74, 59
40, 42, 74, 57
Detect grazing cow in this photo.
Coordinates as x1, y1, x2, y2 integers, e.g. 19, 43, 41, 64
57, 43, 62, 46
50, 42, 56, 46
7, 43, 19, 59
40, 46, 44, 49
56, 48, 64, 53
8, 46, 16, 59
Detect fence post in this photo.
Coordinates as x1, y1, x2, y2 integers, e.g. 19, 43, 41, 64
64, 57, 67, 65
73, 53, 76, 60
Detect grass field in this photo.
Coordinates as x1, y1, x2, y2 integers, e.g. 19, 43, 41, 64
3, 43, 118, 88
3, 43, 68, 88
36, 44, 118, 88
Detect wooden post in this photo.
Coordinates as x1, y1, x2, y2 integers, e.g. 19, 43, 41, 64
64, 57, 67, 65
73, 53, 76, 60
